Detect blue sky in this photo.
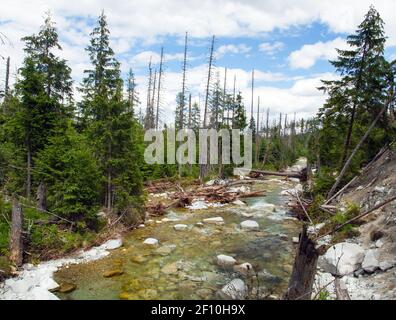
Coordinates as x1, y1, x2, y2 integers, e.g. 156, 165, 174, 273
1, 0, 396, 125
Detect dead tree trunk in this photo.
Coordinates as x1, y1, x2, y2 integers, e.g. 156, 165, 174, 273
36, 182, 47, 212
327, 101, 389, 199
283, 225, 319, 300
9, 199, 24, 267
200, 35, 215, 182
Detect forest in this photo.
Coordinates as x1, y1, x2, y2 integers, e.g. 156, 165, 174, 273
0, 6, 395, 301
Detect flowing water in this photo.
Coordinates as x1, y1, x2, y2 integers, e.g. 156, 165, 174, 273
54, 178, 300, 300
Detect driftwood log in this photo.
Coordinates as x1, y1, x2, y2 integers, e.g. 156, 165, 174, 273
9, 199, 24, 267
283, 225, 319, 300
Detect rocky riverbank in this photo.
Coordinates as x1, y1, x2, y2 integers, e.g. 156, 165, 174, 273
312, 148, 396, 300
0, 238, 123, 300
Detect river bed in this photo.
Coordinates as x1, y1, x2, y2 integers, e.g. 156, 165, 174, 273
54, 178, 300, 300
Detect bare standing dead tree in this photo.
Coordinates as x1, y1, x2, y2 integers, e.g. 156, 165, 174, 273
156, 47, 164, 129
200, 35, 215, 182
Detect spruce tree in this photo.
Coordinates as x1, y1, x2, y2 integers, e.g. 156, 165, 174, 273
6, 13, 73, 197
80, 11, 144, 221
232, 93, 247, 130
319, 6, 392, 171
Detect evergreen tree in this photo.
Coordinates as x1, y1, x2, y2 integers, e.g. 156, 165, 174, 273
80, 11, 144, 221
318, 6, 393, 172
190, 101, 201, 131
232, 93, 247, 130
209, 76, 223, 129
5, 13, 73, 197
126, 68, 139, 118
175, 92, 187, 130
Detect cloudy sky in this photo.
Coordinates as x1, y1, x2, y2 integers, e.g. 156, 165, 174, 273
1, 0, 396, 125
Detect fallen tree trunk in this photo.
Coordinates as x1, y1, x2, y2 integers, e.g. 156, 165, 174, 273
249, 169, 304, 180
283, 225, 319, 300
9, 199, 24, 267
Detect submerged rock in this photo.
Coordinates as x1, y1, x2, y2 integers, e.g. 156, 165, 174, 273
58, 282, 77, 293
319, 243, 365, 276
103, 269, 124, 278
155, 245, 176, 256
219, 279, 247, 300
161, 262, 178, 275
203, 217, 224, 225
130, 255, 147, 264
216, 254, 237, 267
240, 220, 259, 231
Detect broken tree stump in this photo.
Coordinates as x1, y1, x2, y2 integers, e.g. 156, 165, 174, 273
36, 182, 47, 212
9, 199, 24, 267
283, 225, 319, 300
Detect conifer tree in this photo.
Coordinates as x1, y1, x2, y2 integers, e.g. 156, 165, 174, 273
6, 13, 73, 197
319, 6, 392, 171
80, 12, 144, 221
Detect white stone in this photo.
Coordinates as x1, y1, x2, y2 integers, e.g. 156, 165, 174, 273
162, 217, 180, 222
173, 224, 188, 231
232, 200, 246, 206
240, 220, 259, 231
216, 254, 237, 267
138, 224, 145, 228
102, 238, 123, 250
220, 279, 247, 300
143, 238, 159, 246
356, 186, 364, 191
319, 243, 365, 276
362, 249, 380, 273
292, 237, 299, 244
379, 260, 395, 271
233, 263, 254, 276
203, 217, 224, 225
375, 239, 384, 248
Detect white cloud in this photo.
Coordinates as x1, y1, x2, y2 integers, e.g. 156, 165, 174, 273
259, 41, 284, 55
288, 37, 348, 69
215, 44, 251, 58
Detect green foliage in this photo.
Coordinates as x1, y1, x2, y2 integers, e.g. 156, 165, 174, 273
313, 6, 396, 195
34, 124, 101, 221
317, 290, 331, 300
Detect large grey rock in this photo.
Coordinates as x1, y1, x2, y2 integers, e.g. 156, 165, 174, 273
220, 279, 247, 299
216, 254, 237, 267
240, 220, 259, 231
362, 249, 380, 273
319, 243, 365, 276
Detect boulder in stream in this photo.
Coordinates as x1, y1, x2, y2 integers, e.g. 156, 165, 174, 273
240, 220, 259, 231
102, 238, 123, 250
174, 224, 188, 231
216, 254, 237, 267
143, 238, 159, 246
219, 279, 247, 300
